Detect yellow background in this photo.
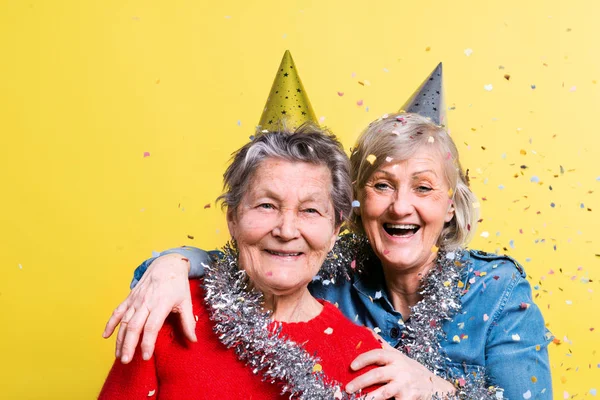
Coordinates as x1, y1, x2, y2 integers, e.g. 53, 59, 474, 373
1, 0, 598, 398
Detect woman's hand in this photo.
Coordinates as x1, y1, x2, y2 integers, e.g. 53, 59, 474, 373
102, 253, 197, 364
346, 334, 456, 400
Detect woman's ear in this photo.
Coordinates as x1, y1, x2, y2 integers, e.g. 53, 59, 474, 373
445, 200, 455, 223
328, 225, 342, 252
226, 209, 238, 238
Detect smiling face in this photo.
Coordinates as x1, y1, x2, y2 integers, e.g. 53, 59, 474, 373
358, 147, 455, 274
227, 158, 340, 297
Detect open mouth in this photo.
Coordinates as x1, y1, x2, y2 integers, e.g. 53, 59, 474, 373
265, 250, 303, 257
383, 223, 420, 237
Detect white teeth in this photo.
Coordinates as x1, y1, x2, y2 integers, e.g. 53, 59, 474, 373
268, 251, 301, 257
385, 224, 418, 229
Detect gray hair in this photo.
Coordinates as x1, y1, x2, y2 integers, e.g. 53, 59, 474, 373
217, 123, 352, 227
349, 113, 479, 250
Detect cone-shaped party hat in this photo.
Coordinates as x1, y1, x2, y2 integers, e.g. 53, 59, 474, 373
258, 50, 318, 132
399, 62, 446, 126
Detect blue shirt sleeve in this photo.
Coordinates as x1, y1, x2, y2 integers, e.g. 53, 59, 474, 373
485, 268, 554, 399
130, 246, 213, 289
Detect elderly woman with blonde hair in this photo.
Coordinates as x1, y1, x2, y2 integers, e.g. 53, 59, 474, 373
106, 113, 552, 399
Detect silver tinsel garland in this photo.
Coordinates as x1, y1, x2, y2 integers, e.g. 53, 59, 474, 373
203, 236, 504, 399
203, 242, 364, 400
320, 234, 505, 399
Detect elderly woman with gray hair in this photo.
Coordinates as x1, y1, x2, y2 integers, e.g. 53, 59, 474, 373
99, 125, 389, 399
104, 113, 552, 399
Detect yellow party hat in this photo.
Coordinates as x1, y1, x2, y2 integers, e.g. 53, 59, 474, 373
258, 50, 318, 132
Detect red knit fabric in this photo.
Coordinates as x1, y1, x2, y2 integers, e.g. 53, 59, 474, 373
99, 280, 382, 399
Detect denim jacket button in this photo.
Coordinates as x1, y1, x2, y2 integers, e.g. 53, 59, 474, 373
390, 327, 400, 339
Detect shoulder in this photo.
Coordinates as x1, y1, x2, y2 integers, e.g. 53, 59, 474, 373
458, 249, 536, 320
463, 249, 526, 278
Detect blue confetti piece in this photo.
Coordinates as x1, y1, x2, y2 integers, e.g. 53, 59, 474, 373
509, 240, 515, 249
498, 184, 505, 190
525, 258, 531, 262
237, 120, 241, 126
530, 176, 540, 183
589, 388, 596, 395
580, 203, 585, 209
597, 177, 600, 181
352, 200, 361, 208
534, 285, 540, 290
249, 135, 255, 141
365, 106, 370, 112
553, 245, 557, 251
531, 84, 536, 89
550, 202, 555, 208
501, 153, 507, 159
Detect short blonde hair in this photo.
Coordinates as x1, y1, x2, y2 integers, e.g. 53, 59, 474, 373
349, 113, 478, 250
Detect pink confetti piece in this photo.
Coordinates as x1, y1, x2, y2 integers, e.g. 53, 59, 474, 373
143, 152, 150, 157
337, 91, 344, 96
356, 99, 363, 106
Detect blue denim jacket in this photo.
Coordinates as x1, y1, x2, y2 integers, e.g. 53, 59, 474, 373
133, 247, 553, 399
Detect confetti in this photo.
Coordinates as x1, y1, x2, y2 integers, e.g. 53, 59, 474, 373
531, 84, 536, 89
357, 99, 363, 106
523, 390, 532, 399
464, 48, 473, 56
312, 363, 323, 372
351, 200, 360, 208
483, 314, 489, 321
18, 263, 23, 269
204, 203, 211, 209
337, 91, 344, 96
385, 156, 393, 162
187, 235, 194, 240
148, 390, 156, 397
484, 84, 493, 91
428, 136, 435, 143
366, 154, 377, 164
143, 151, 150, 157
453, 335, 461, 343
504, 74, 511, 80
512, 334, 521, 341
480, 231, 490, 238
324, 327, 333, 335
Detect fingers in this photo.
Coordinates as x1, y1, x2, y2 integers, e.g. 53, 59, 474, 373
178, 298, 198, 343
360, 382, 402, 400
103, 301, 129, 339
115, 306, 136, 359
345, 366, 395, 395
350, 348, 393, 371
140, 302, 175, 360
119, 305, 150, 363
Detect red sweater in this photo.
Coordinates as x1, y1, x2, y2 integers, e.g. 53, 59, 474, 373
99, 280, 382, 399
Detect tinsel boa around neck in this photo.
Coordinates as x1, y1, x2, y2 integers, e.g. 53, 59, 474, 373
203, 236, 504, 399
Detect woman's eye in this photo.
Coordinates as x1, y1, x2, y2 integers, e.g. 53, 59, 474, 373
374, 182, 392, 191
303, 208, 319, 214
258, 203, 275, 210
416, 186, 432, 193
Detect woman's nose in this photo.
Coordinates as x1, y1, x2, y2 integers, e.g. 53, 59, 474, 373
272, 210, 300, 240
389, 193, 415, 217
